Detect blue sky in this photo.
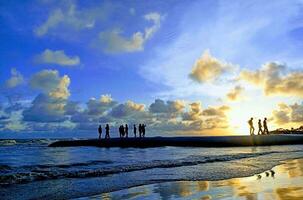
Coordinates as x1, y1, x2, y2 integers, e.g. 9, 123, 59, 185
0, 0, 303, 136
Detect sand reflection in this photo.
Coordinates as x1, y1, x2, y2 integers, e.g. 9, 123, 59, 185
86, 158, 303, 200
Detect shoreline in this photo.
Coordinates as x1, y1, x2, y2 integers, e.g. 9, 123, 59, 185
2, 154, 303, 200
78, 157, 303, 199
49, 134, 303, 148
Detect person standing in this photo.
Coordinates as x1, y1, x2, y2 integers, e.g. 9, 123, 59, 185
121, 124, 125, 137
139, 124, 142, 138
263, 118, 269, 134
105, 124, 110, 139
98, 125, 102, 139
119, 125, 122, 138
142, 124, 146, 137
125, 124, 128, 138
248, 118, 254, 136
257, 119, 263, 135
133, 124, 137, 138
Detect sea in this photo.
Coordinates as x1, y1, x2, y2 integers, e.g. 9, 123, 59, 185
1, 137, 303, 199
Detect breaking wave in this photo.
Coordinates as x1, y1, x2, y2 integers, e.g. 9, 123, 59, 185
0, 150, 299, 186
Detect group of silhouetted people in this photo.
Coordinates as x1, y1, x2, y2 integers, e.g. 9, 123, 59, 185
119, 124, 146, 138
98, 123, 146, 139
98, 124, 110, 139
248, 117, 269, 136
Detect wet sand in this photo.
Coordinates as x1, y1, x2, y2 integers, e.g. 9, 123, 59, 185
79, 158, 303, 200
49, 134, 303, 148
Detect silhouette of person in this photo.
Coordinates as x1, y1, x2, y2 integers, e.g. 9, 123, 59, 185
98, 125, 102, 139
248, 118, 254, 135
119, 125, 122, 138
121, 125, 125, 137
263, 118, 269, 134
133, 124, 137, 138
139, 124, 142, 138
105, 124, 110, 139
125, 124, 128, 138
257, 119, 263, 135
142, 124, 146, 137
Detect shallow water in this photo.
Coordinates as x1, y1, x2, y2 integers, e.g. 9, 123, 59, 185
82, 158, 303, 200
1, 139, 303, 199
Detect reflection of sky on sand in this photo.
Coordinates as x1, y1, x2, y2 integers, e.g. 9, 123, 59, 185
82, 158, 303, 200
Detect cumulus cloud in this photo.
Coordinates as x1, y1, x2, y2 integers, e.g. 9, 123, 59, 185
99, 12, 162, 53
149, 99, 185, 114
29, 69, 70, 99
23, 70, 71, 123
189, 50, 233, 83
23, 94, 67, 122
34, 49, 80, 66
239, 62, 303, 97
182, 102, 202, 121
110, 100, 145, 118
87, 95, 117, 116
272, 102, 303, 125
226, 85, 244, 101
5, 68, 24, 88
202, 105, 230, 117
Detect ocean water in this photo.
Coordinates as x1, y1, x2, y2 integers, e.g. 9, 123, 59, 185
1, 138, 303, 199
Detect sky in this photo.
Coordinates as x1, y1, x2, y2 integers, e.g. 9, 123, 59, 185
0, 0, 303, 137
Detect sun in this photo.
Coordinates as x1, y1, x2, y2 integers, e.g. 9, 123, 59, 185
227, 101, 274, 136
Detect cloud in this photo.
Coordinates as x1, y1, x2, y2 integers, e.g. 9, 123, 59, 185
239, 62, 303, 97
149, 99, 185, 114
23, 94, 67, 122
29, 69, 70, 99
5, 68, 24, 88
34, 49, 80, 66
202, 105, 230, 117
189, 50, 233, 83
34, 2, 102, 37
226, 85, 244, 101
99, 12, 162, 53
272, 102, 303, 125
23, 70, 71, 123
86, 95, 117, 116
110, 100, 145, 118
182, 102, 202, 121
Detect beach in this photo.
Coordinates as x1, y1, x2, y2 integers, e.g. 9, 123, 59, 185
78, 158, 303, 200
1, 139, 303, 199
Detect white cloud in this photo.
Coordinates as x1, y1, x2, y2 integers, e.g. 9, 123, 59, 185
189, 50, 233, 83
34, 2, 104, 37
35, 49, 80, 66
29, 69, 70, 99
5, 68, 24, 88
239, 62, 303, 97
99, 12, 162, 53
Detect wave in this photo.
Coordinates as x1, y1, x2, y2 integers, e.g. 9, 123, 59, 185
0, 150, 298, 186
0, 140, 17, 146
0, 139, 55, 146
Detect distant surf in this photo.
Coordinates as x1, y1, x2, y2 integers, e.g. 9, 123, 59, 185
1, 149, 303, 185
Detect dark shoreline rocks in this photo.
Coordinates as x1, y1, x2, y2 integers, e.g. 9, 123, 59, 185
49, 135, 303, 148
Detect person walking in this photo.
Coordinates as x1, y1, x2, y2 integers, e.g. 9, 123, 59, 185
248, 118, 255, 136
263, 118, 269, 134
105, 124, 110, 139
257, 119, 263, 135
98, 125, 102, 139
133, 124, 137, 138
